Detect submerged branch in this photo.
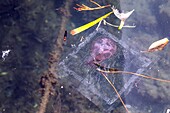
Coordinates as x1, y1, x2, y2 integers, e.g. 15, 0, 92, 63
36, 1, 72, 113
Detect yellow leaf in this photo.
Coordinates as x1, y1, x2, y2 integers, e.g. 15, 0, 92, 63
70, 11, 113, 35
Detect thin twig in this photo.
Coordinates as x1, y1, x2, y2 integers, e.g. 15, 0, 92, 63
100, 72, 130, 113
94, 61, 170, 83
74, 0, 111, 11
103, 20, 136, 28
97, 69, 170, 83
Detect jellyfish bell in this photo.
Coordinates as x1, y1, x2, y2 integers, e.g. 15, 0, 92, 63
86, 37, 117, 65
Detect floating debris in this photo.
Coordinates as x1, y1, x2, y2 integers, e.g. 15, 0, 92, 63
111, 6, 135, 30
71, 44, 76, 48
141, 38, 169, 53
2, 49, 11, 61
71, 2, 135, 35
70, 11, 113, 35
80, 36, 84, 42
103, 19, 136, 29
166, 108, 170, 113
0, 72, 8, 76
95, 62, 170, 83
73, 0, 111, 11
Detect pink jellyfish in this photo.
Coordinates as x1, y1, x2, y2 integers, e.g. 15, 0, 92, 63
86, 37, 117, 64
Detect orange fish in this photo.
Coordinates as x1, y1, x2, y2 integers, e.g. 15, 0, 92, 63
63, 30, 67, 41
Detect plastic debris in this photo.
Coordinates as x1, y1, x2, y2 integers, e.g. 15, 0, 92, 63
58, 28, 154, 112
2, 49, 11, 61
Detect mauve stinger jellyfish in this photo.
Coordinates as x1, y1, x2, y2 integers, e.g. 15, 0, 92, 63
58, 27, 153, 112
86, 37, 117, 64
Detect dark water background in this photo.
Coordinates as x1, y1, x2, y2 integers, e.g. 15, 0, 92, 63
0, 0, 170, 113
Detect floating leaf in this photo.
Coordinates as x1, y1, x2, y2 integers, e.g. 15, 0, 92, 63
141, 38, 169, 52
70, 11, 113, 35
112, 6, 134, 30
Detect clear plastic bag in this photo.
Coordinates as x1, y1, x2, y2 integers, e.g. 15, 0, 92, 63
58, 28, 155, 111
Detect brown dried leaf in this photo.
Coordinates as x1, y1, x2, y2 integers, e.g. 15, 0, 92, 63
141, 38, 169, 52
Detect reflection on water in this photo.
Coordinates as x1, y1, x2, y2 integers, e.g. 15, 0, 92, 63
120, 0, 170, 113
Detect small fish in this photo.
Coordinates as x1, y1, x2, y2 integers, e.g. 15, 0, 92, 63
141, 38, 169, 53
93, 61, 119, 73
63, 30, 67, 41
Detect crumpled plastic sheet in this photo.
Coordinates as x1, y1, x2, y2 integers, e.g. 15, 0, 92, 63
58, 28, 156, 111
